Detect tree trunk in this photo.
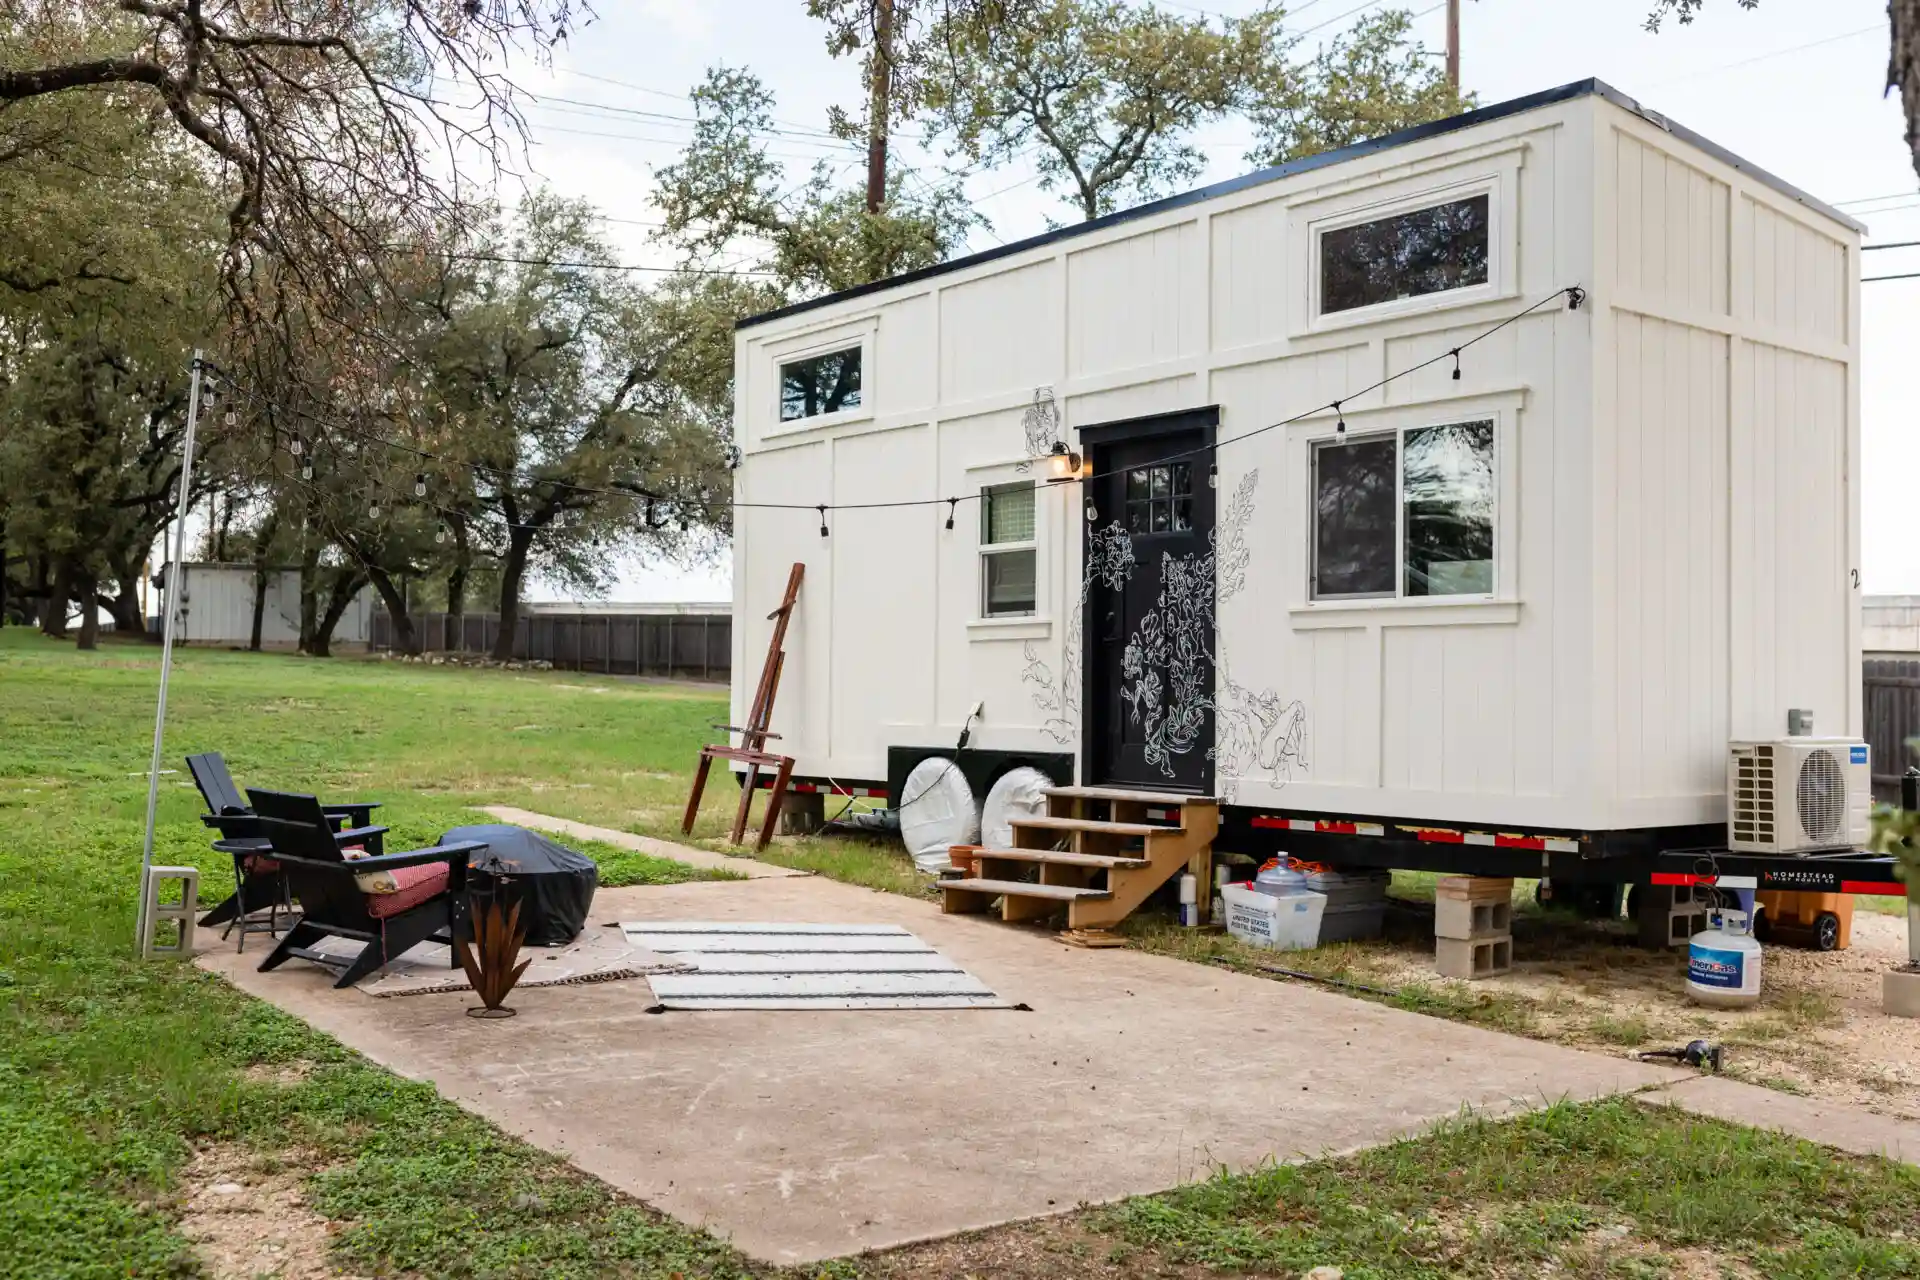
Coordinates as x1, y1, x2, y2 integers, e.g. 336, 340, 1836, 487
309, 569, 365, 659
214, 489, 233, 561
1892, 0, 1920, 185
248, 514, 277, 652
489, 530, 535, 661
41, 558, 72, 637
446, 520, 470, 654
104, 548, 146, 635
864, 0, 894, 215
75, 575, 99, 651
297, 540, 319, 654
365, 565, 420, 656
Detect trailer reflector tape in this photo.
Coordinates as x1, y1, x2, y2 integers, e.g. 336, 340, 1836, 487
757, 780, 888, 798
1464, 833, 1496, 846
1250, 817, 1383, 835
1842, 880, 1907, 897
1544, 839, 1580, 853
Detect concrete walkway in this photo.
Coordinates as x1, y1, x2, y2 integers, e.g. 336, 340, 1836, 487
479, 806, 806, 880
1642, 1076, 1920, 1164
200, 863, 1684, 1263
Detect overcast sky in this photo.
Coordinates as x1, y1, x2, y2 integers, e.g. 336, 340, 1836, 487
486, 0, 1918, 601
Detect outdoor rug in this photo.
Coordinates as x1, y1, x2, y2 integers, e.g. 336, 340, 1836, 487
619, 921, 1022, 1010
298, 927, 695, 998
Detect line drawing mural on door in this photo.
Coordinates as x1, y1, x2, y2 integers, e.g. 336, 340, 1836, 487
1022, 520, 1134, 745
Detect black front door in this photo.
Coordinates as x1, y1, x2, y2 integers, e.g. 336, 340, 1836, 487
1084, 410, 1217, 794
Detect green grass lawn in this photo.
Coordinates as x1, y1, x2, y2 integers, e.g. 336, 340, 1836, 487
5, 628, 1918, 1280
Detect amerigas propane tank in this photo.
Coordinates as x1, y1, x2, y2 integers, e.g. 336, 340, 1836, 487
1686, 908, 1763, 1008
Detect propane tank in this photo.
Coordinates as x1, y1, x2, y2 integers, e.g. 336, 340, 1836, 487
1687, 908, 1763, 1009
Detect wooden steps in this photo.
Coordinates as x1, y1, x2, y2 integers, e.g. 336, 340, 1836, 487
1044, 786, 1219, 806
1008, 815, 1161, 837
940, 879, 1110, 902
966, 847, 1149, 869
941, 785, 1220, 931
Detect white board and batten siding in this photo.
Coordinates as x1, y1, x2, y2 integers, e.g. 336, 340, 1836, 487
730, 80, 1862, 834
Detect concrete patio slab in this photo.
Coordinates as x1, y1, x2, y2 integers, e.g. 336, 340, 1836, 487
1641, 1075, 1920, 1165
479, 806, 806, 879
198, 872, 1680, 1264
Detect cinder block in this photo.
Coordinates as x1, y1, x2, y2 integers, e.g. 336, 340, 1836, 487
1436, 935, 1512, 980
1435, 895, 1513, 940
1885, 969, 1920, 1019
1436, 876, 1514, 902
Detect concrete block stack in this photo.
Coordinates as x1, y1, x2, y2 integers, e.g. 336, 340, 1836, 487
1433, 876, 1513, 980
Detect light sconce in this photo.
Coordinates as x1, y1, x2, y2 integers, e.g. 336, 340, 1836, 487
1044, 441, 1084, 484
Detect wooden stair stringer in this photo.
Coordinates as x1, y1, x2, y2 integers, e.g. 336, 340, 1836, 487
1065, 802, 1219, 930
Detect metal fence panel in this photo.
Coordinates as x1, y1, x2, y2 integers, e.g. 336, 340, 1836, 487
370, 609, 730, 682
1867, 657, 1920, 802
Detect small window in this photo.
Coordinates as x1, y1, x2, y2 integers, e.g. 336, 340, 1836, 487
1122, 461, 1194, 535
1310, 419, 1495, 601
980, 482, 1037, 617
779, 345, 862, 421
1320, 194, 1490, 316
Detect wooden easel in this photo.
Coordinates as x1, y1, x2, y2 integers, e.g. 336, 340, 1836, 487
682, 562, 803, 851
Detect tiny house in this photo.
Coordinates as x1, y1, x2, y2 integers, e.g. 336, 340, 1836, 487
727, 79, 1863, 857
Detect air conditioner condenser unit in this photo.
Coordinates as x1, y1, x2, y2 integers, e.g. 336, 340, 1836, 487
1727, 738, 1871, 854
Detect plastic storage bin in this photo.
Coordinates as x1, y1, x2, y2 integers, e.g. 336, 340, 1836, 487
1305, 869, 1391, 943
1222, 881, 1327, 951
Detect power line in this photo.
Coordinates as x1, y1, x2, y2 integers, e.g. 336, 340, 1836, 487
1863, 271, 1920, 282
428, 250, 778, 276
1862, 240, 1920, 251
1647, 21, 1884, 88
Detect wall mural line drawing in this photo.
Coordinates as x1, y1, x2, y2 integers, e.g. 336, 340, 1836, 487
1022, 520, 1132, 745
1021, 465, 1308, 797
1015, 387, 1061, 474
1212, 468, 1308, 802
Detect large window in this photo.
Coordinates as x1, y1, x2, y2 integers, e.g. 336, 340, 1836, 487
980, 482, 1037, 617
1311, 420, 1495, 601
779, 345, 862, 421
1320, 194, 1490, 316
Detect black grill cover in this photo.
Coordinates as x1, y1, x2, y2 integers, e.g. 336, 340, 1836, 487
440, 823, 598, 946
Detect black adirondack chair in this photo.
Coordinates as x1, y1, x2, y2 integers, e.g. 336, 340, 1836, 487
248, 788, 485, 989
187, 752, 382, 943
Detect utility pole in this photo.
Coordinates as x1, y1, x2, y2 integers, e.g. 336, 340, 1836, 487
865, 0, 895, 215
1445, 0, 1461, 93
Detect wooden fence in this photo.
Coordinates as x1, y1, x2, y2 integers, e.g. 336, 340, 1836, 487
1866, 656, 1920, 803
370, 610, 730, 682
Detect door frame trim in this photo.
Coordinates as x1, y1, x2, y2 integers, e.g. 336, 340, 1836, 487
1079, 404, 1220, 792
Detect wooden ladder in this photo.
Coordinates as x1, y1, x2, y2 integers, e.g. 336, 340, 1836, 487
940, 786, 1219, 931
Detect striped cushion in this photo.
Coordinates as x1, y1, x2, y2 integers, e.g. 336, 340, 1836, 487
365, 862, 450, 919
242, 854, 281, 873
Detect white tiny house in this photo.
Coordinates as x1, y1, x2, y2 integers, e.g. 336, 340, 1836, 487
728, 79, 1863, 842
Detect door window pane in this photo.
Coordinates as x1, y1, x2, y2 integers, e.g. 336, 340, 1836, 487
779, 345, 863, 421
982, 549, 1036, 616
1403, 420, 1494, 596
981, 482, 1035, 544
1321, 194, 1490, 315
1312, 435, 1397, 598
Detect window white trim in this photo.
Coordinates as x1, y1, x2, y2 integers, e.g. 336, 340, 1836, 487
764, 320, 876, 438
1288, 391, 1522, 617
1292, 147, 1525, 337
978, 479, 1039, 619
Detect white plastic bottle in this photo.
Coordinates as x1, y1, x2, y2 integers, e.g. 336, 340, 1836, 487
1687, 908, 1763, 1008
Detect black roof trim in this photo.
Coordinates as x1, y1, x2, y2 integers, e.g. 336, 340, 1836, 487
738, 78, 1862, 332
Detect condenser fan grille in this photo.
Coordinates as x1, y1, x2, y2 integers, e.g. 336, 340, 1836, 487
1795, 748, 1846, 842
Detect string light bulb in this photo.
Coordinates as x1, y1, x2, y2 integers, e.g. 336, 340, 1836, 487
368, 502, 381, 520
818, 504, 829, 538
945, 498, 957, 531
1085, 499, 1098, 523
435, 522, 448, 545
300, 461, 313, 481
1334, 401, 1347, 437
414, 473, 427, 497
1450, 349, 1461, 381
289, 434, 303, 457
224, 409, 237, 427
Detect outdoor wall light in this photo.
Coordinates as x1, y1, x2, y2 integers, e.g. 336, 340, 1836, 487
1045, 441, 1083, 483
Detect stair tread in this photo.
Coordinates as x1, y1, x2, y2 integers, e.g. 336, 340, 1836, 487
971, 847, 1150, 869
941, 878, 1112, 901
1045, 785, 1218, 806
1011, 815, 1165, 836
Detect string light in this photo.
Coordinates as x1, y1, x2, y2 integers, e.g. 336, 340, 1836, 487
368, 501, 381, 519
414, 472, 427, 497
300, 461, 313, 481
289, 434, 303, 457
198, 285, 1579, 530
224, 409, 237, 427
945, 498, 957, 531
435, 522, 448, 545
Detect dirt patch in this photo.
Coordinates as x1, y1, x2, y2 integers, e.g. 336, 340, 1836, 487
177, 1141, 355, 1280
1262, 901, 1920, 1122
243, 1060, 315, 1087
848, 1215, 1194, 1279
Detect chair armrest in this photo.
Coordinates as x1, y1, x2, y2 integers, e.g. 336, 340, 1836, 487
331, 824, 390, 846
322, 802, 382, 821
339, 840, 485, 873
